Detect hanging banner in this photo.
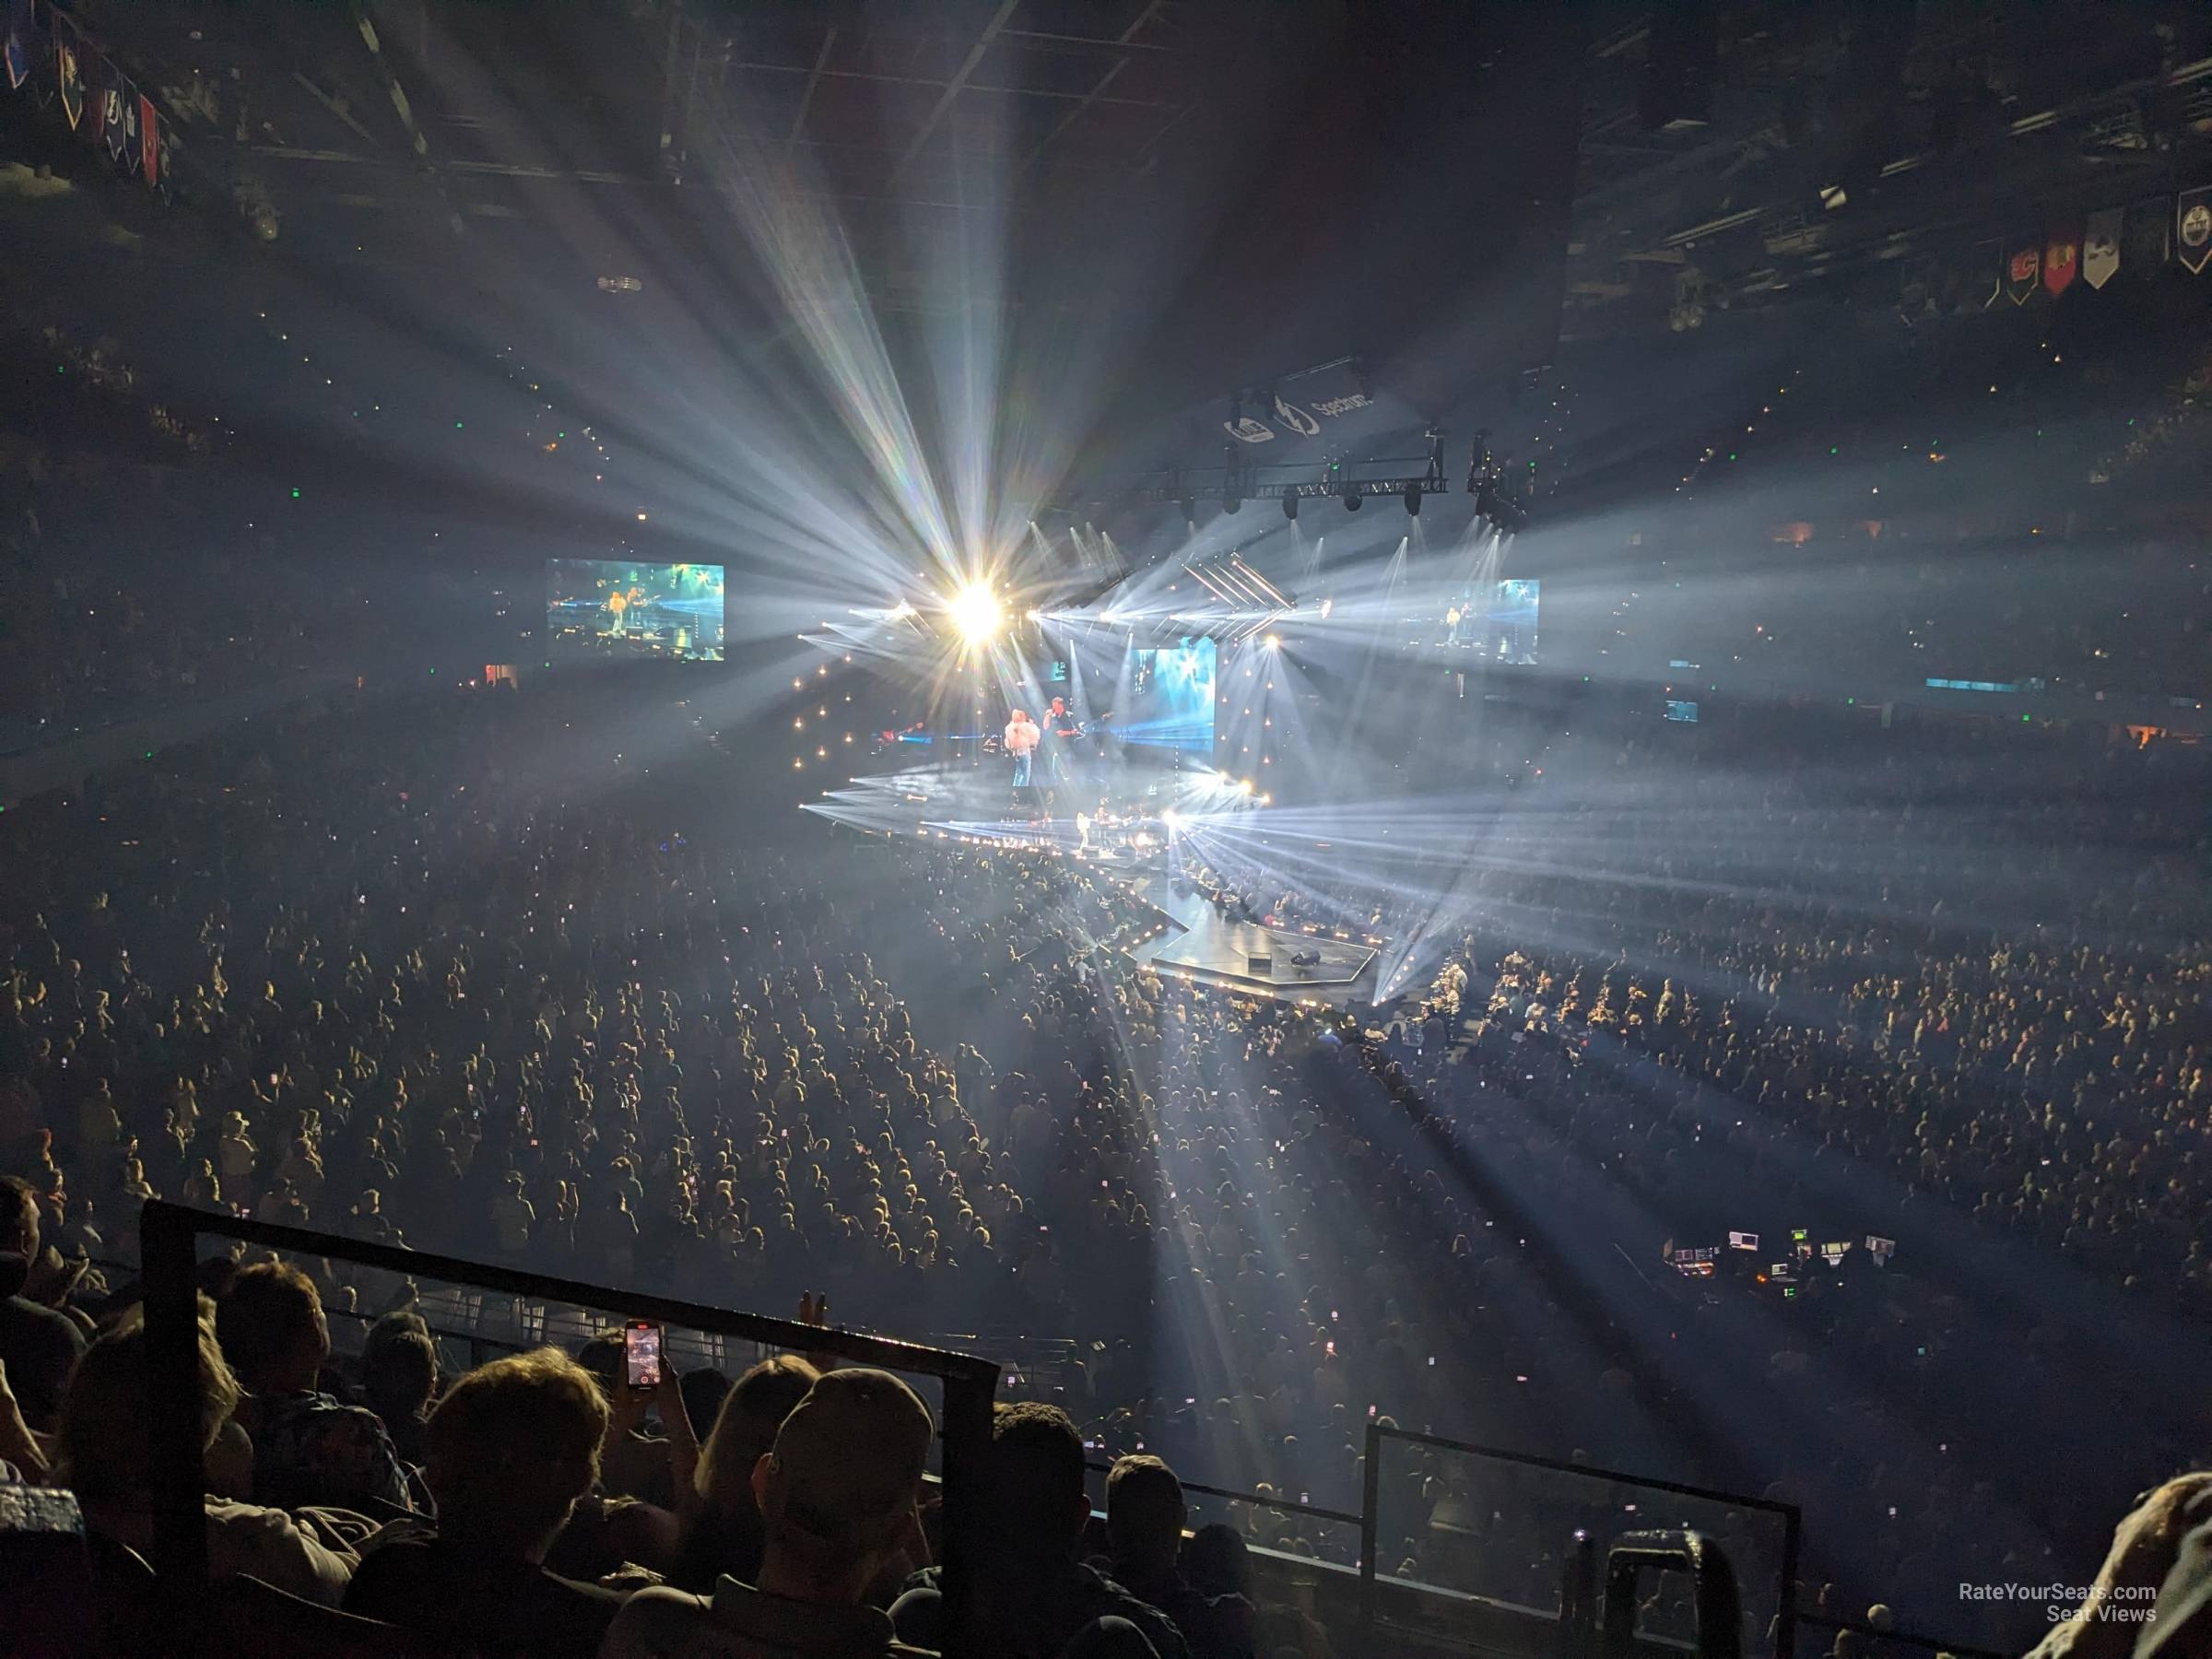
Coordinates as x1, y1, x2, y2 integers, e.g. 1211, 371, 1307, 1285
4, 0, 33, 91
2082, 208, 2122, 290
1971, 239, 2001, 311
2005, 241, 2040, 306
2179, 187, 2212, 276
153, 118, 175, 199
138, 92, 158, 187
2124, 195, 2170, 279
99, 72, 124, 159
116, 77, 138, 172
2042, 226, 2079, 298
54, 27, 80, 128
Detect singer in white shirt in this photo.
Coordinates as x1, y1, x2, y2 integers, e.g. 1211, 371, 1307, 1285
1004, 709, 1041, 787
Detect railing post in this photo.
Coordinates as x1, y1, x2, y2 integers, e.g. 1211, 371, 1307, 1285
1559, 1528, 1597, 1659
1359, 1417, 1382, 1640
1775, 1503, 1802, 1659
938, 1360, 998, 1656
139, 1202, 209, 1620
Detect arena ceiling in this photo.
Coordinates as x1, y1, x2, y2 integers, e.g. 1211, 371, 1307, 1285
1561, 1, 2212, 337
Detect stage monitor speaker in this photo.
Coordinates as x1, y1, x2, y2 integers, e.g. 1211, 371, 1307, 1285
1248, 954, 1274, 977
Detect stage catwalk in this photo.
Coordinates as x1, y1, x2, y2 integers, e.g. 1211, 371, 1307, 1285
1119, 874, 1379, 1006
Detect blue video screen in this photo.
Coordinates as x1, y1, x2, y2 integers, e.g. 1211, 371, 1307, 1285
1122, 638, 1218, 752
1427, 578, 1540, 664
547, 559, 725, 662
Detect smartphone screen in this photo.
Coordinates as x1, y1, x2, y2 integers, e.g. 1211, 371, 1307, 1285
624, 1321, 664, 1389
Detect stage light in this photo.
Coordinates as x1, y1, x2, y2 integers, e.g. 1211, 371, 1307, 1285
1342, 483, 1360, 512
1319, 597, 1334, 619
1264, 634, 1281, 650
1405, 483, 1422, 516
888, 598, 916, 620
948, 582, 1004, 644
1238, 779, 1255, 794
1282, 493, 1298, 523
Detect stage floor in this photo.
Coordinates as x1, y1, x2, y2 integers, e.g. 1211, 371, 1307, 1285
1120, 876, 1379, 1006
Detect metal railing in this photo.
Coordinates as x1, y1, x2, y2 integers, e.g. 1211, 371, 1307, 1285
119, 1218, 2006, 1659
136, 1201, 1002, 1650
1362, 1422, 1803, 1659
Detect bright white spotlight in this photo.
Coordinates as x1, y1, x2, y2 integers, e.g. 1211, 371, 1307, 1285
1264, 633, 1281, 650
1160, 809, 1182, 829
948, 582, 1004, 644
1238, 779, 1255, 795
888, 598, 917, 620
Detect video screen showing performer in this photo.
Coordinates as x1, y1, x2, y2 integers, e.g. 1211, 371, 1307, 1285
546, 559, 726, 662
1003, 706, 1041, 789
1122, 638, 1217, 751
1043, 694, 1085, 783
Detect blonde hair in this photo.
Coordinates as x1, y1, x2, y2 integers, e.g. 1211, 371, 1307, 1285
424, 1348, 608, 1547
61, 1296, 239, 1501
696, 1354, 819, 1513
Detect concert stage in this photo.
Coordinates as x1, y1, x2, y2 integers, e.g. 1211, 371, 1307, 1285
1119, 875, 1380, 1006
812, 759, 1386, 1007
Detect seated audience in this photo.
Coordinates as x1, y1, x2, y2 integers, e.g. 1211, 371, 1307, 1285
1184, 1524, 1325, 1659
0, 1175, 85, 1432
358, 1312, 440, 1466
1103, 1456, 1252, 1659
58, 1297, 357, 1605
667, 1354, 821, 1589
601, 1365, 933, 1658
892, 1402, 1190, 1659
345, 1347, 622, 1656
215, 1260, 413, 1513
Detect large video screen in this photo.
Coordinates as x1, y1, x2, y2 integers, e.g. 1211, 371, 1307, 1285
1435, 578, 1539, 665
547, 559, 725, 662
1122, 638, 1218, 752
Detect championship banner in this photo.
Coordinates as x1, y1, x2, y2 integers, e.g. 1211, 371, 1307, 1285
99, 72, 124, 159
2082, 208, 2122, 290
1971, 239, 2001, 311
2124, 195, 2170, 279
153, 118, 175, 198
137, 92, 157, 187
2005, 240, 2040, 306
2179, 187, 2212, 276
4, 0, 35, 91
53, 20, 80, 128
2042, 227, 2079, 298
116, 78, 138, 171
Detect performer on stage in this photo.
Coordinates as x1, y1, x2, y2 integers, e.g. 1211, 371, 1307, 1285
1004, 707, 1041, 790
1044, 695, 1080, 785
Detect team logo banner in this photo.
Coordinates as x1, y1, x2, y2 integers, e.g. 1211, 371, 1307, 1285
54, 29, 80, 128
2042, 227, 2078, 297
1968, 240, 2000, 311
100, 73, 125, 159
138, 92, 158, 186
2082, 208, 2122, 290
3, 0, 34, 91
2005, 241, 2040, 306
2179, 187, 2212, 276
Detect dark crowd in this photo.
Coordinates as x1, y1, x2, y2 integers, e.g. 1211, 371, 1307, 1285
2, 665, 2209, 1658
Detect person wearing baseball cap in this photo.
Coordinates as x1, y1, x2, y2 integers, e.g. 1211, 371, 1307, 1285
601, 1366, 935, 1658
